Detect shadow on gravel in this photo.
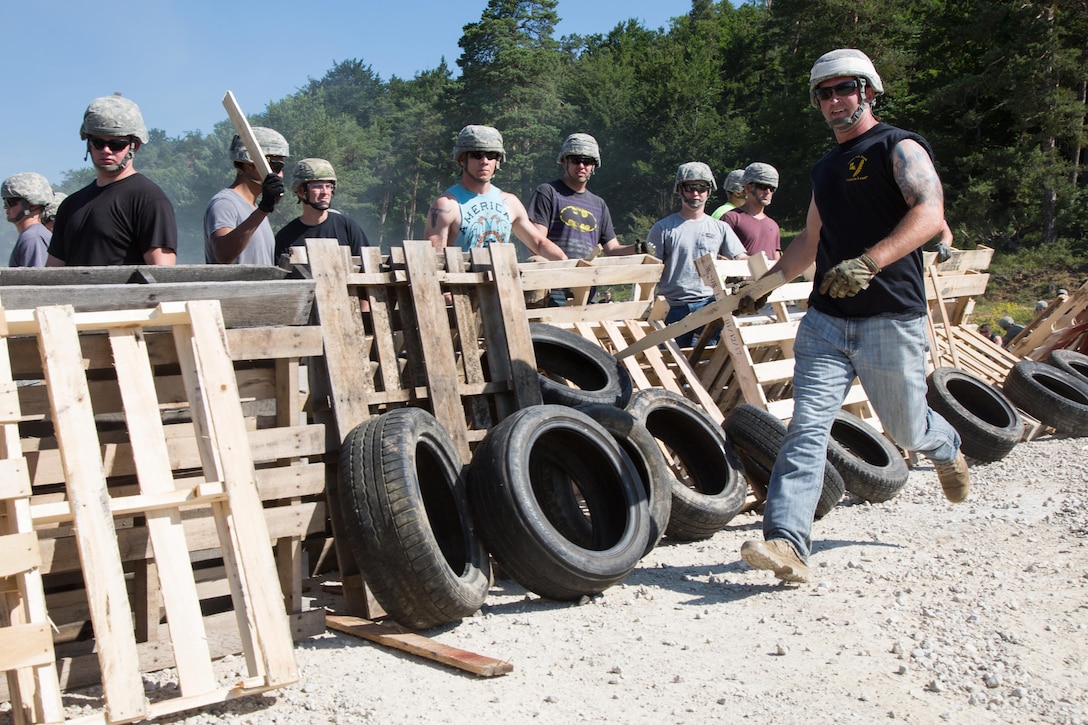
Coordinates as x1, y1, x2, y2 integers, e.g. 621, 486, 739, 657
811, 537, 903, 555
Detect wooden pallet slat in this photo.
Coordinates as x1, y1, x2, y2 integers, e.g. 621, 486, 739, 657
0, 299, 65, 725
35, 304, 146, 723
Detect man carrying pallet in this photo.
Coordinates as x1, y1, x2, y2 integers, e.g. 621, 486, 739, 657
204, 127, 289, 264
527, 133, 633, 305
424, 124, 566, 260
737, 49, 970, 585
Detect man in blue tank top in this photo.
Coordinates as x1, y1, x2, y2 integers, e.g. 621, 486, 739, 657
424, 125, 566, 260
737, 49, 969, 585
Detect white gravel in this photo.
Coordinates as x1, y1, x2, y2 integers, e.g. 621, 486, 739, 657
10, 435, 1088, 724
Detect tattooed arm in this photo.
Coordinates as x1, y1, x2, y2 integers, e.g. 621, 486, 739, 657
863, 138, 945, 269
423, 193, 460, 251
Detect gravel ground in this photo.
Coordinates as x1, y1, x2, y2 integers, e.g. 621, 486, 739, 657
12, 435, 1088, 724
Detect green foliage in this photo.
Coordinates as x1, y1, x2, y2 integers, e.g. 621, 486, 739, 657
29, 0, 1087, 279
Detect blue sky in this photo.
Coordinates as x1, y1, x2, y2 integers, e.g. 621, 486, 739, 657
10, 1, 692, 187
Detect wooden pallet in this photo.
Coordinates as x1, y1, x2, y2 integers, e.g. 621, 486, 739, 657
518, 254, 664, 325
2, 301, 300, 723
0, 303, 64, 725
566, 319, 724, 423
678, 254, 877, 425
306, 239, 541, 462
1007, 280, 1088, 359
0, 312, 325, 701
304, 238, 544, 619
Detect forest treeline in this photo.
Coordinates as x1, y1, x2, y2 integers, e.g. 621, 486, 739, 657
41, 0, 1088, 263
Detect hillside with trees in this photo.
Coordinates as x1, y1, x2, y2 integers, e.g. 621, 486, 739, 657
13, 0, 1088, 292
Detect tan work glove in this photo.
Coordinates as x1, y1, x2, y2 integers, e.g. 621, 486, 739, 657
734, 280, 770, 315
818, 254, 881, 298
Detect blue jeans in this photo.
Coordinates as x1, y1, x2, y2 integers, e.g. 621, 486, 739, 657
763, 308, 960, 560
665, 298, 719, 348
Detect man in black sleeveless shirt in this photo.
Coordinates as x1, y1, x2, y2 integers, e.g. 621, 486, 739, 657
738, 49, 969, 584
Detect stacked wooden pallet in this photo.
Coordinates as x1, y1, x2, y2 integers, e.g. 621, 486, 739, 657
1007, 280, 1088, 360
0, 300, 305, 723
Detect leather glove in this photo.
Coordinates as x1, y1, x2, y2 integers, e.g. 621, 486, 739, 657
635, 239, 653, 255
934, 242, 952, 263
734, 280, 770, 315
257, 173, 284, 213
818, 254, 881, 299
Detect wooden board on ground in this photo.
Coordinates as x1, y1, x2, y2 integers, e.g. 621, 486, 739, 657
326, 614, 513, 678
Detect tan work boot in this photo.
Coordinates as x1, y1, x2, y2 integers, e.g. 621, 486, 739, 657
935, 451, 970, 503
740, 539, 809, 583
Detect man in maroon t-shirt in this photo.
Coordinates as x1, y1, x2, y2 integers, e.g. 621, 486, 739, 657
723, 162, 781, 260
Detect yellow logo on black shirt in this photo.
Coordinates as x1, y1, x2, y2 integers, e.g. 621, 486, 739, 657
559, 205, 598, 233
847, 155, 868, 182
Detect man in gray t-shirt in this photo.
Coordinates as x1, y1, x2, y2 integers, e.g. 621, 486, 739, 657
204, 127, 289, 264
647, 162, 747, 347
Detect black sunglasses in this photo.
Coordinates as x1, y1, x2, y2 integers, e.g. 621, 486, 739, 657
88, 137, 132, 152
568, 156, 597, 166
268, 159, 285, 173
814, 80, 860, 102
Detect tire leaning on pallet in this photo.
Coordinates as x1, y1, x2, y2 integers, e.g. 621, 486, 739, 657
467, 405, 650, 601
576, 403, 674, 556
826, 411, 910, 503
529, 323, 633, 408
626, 389, 747, 540
1003, 360, 1088, 437
925, 366, 1022, 462
1047, 349, 1088, 388
336, 408, 490, 630
723, 403, 846, 520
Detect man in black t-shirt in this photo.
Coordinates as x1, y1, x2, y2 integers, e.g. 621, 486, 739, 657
274, 158, 369, 261
47, 94, 177, 266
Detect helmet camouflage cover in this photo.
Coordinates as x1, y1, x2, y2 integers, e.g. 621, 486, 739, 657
452, 125, 506, 163
43, 192, 67, 222
742, 162, 779, 188
809, 49, 884, 108
230, 126, 290, 163
2, 172, 55, 207
80, 94, 149, 144
557, 133, 601, 167
722, 169, 746, 193
290, 158, 337, 193
674, 162, 717, 192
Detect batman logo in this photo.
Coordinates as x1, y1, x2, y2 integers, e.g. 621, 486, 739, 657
559, 205, 598, 233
